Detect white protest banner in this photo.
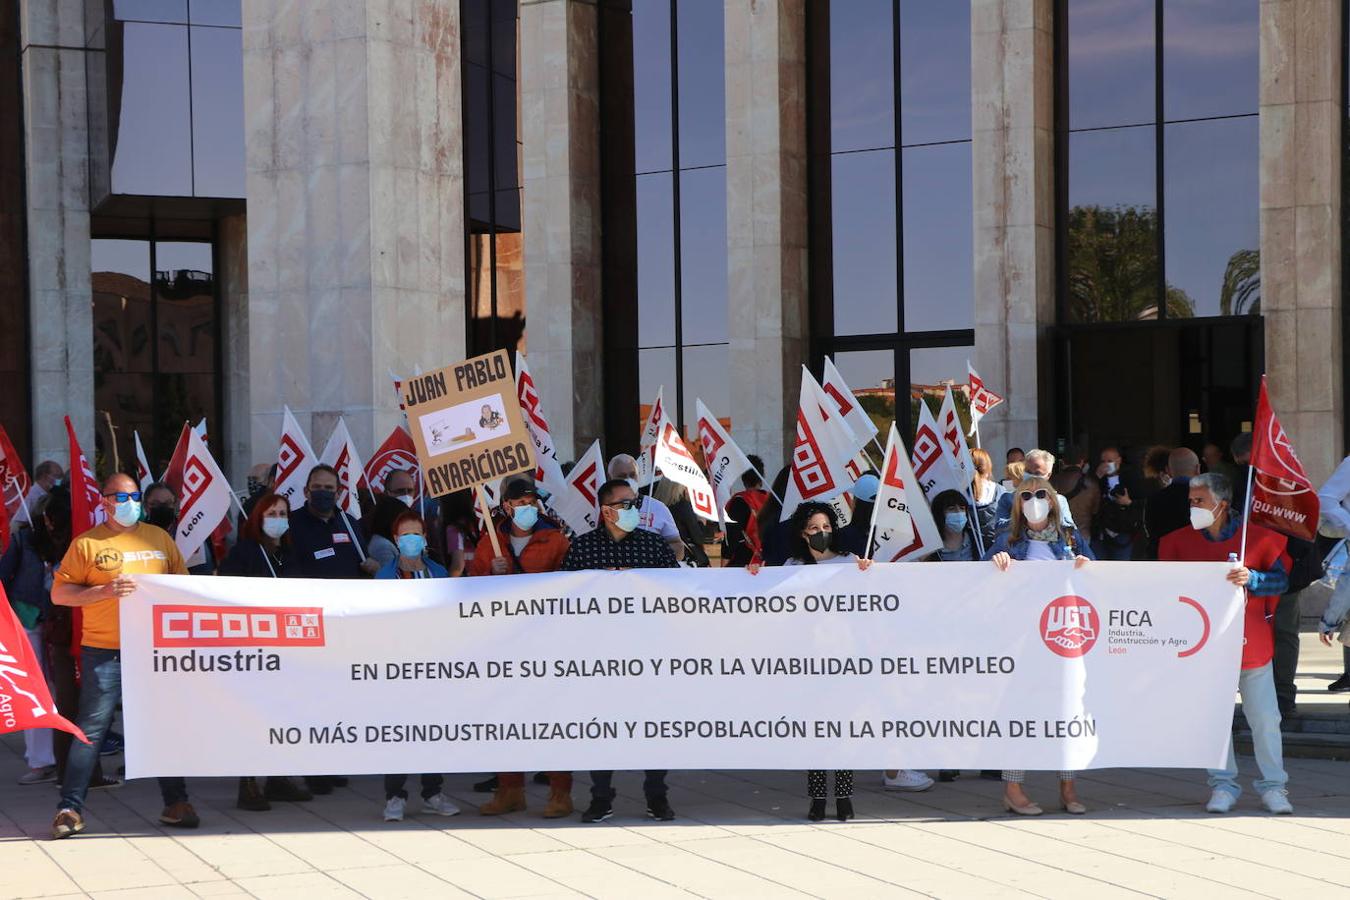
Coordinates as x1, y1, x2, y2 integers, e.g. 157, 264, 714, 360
122, 562, 1242, 777
173, 427, 235, 561
320, 417, 365, 518
654, 420, 719, 522
274, 406, 318, 507
911, 400, 965, 504
867, 424, 942, 563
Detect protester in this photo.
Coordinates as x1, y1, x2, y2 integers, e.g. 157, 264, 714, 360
1, 493, 57, 784
843, 472, 880, 557
372, 510, 461, 821
1158, 472, 1292, 814
1006, 448, 1024, 466
143, 481, 216, 574
1202, 442, 1238, 483
365, 493, 409, 570
986, 476, 1092, 816
757, 467, 793, 566
50, 474, 198, 838
606, 454, 685, 561
1230, 433, 1253, 509
652, 478, 712, 566
1002, 460, 1025, 491
970, 448, 1008, 549
723, 457, 770, 567
1273, 537, 1319, 717
1090, 446, 1141, 561
468, 476, 573, 818
1318, 455, 1350, 692
993, 450, 1076, 538
560, 478, 679, 822
440, 489, 477, 576
1143, 448, 1199, 560
1049, 454, 1099, 540
14, 460, 63, 522
749, 502, 884, 818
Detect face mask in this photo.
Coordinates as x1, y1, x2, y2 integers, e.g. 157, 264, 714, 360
144, 506, 176, 530
308, 490, 337, 513
944, 511, 968, 533
806, 531, 832, 553
512, 504, 539, 530
396, 493, 416, 508
51, 478, 63, 488
262, 517, 290, 540
1190, 504, 1218, 530
615, 507, 640, 532
1023, 497, 1050, 523
113, 499, 142, 527
397, 533, 427, 558
1104, 461, 1119, 475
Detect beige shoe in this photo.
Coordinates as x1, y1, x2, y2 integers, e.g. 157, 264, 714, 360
478, 786, 526, 815
542, 790, 574, 819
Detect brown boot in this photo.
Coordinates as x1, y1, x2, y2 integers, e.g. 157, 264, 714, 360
237, 777, 270, 811
478, 786, 526, 815
542, 790, 574, 819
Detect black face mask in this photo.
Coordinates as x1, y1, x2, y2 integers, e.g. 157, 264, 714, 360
806, 531, 832, 553
144, 506, 176, 530
308, 490, 338, 513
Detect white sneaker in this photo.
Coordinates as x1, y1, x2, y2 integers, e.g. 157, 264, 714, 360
1261, 789, 1293, 815
1205, 789, 1236, 813
882, 770, 935, 792
383, 796, 406, 822
421, 793, 461, 817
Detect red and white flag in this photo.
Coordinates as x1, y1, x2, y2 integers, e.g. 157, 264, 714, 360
0, 583, 86, 742
65, 416, 104, 535
274, 406, 319, 507
320, 418, 365, 518
966, 362, 1004, 435
1248, 376, 1320, 541
514, 354, 570, 501
133, 430, 153, 490
162, 423, 190, 493
654, 420, 720, 523
0, 424, 32, 530
557, 440, 605, 535
781, 369, 860, 521
822, 357, 879, 450
636, 388, 667, 485
172, 426, 235, 561
938, 384, 976, 491
365, 426, 421, 499
867, 424, 942, 562
695, 399, 756, 519
910, 400, 965, 505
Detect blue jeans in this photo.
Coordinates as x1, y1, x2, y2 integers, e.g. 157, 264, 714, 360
1091, 535, 1134, 561
1208, 663, 1288, 798
59, 647, 187, 813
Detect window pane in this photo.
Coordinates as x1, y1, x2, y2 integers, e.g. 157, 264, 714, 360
188, 0, 240, 27
633, 0, 674, 173
899, 1, 970, 145
113, 0, 187, 23
678, 166, 727, 344
831, 149, 898, 334
92, 240, 153, 375
154, 372, 217, 462
637, 172, 676, 346
1164, 117, 1259, 317
1066, 126, 1158, 322
1163, 0, 1258, 120
676, 0, 725, 169
111, 24, 193, 196
826, 349, 894, 467
155, 242, 215, 374
638, 347, 677, 430
829, 0, 894, 153
902, 142, 972, 331
190, 25, 245, 198
1068, 0, 1154, 130
909, 345, 973, 444
681, 343, 729, 433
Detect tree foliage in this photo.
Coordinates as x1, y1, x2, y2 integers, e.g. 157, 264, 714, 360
1067, 205, 1195, 321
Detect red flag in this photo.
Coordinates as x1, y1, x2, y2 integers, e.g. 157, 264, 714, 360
1248, 377, 1320, 541
0, 583, 87, 742
66, 417, 103, 535
161, 423, 191, 495
364, 426, 421, 500
0, 424, 30, 550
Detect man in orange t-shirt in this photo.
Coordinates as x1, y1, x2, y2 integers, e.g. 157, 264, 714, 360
50, 473, 193, 839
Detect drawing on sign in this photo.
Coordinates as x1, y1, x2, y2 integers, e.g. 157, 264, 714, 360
420, 393, 510, 457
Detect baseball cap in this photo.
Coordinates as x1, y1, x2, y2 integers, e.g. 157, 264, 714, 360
502, 475, 539, 500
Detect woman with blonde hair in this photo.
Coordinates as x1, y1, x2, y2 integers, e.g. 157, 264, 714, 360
970, 448, 1007, 548
984, 476, 1093, 816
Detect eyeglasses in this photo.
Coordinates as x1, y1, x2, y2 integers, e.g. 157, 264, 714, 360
604, 499, 640, 510
1018, 489, 1049, 502
102, 491, 142, 503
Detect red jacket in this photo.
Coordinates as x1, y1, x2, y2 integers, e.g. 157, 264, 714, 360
467, 521, 569, 576
1158, 521, 1289, 669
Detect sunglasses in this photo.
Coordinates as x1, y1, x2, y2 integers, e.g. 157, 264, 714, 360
102, 491, 142, 503
604, 499, 640, 510
1018, 489, 1049, 502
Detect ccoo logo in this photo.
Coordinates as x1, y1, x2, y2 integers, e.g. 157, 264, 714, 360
1040, 595, 1100, 658
154, 605, 326, 648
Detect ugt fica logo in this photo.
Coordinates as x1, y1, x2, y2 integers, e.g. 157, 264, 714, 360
1040, 595, 1100, 658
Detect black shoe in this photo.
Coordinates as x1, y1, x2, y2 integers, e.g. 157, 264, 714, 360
646, 796, 676, 821
473, 775, 500, 793
581, 798, 613, 823
835, 798, 854, 822
808, 799, 827, 821
264, 776, 313, 802
1329, 674, 1350, 693
938, 770, 960, 783
305, 776, 334, 795
533, 771, 551, 786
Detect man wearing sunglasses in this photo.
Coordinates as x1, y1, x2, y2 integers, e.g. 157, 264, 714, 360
561, 479, 679, 823
49, 473, 195, 839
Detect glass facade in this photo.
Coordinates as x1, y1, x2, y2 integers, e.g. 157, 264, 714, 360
811, 0, 974, 443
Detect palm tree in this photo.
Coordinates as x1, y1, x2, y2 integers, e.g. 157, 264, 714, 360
1067, 205, 1196, 321
1218, 249, 1260, 316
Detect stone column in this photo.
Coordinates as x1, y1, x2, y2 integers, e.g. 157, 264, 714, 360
970, 0, 1055, 457
520, 0, 603, 458
242, 0, 465, 463
19, 0, 97, 464
218, 212, 252, 481
725, 0, 809, 471
1260, 0, 1343, 485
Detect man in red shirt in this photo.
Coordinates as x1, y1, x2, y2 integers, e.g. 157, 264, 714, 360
1159, 472, 1292, 815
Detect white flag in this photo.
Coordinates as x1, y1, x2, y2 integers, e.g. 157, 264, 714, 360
636, 387, 667, 485
173, 426, 235, 561
514, 354, 570, 501
320, 417, 366, 519
694, 400, 755, 519
822, 357, 878, 450
867, 424, 942, 563
938, 384, 976, 491
133, 430, 153, 491
782, 369, 861, 521
558, 440, 605, 535
966, 362, 1005, 435
274, 406, 319, 507
654, 420, 720, 523
910, 399, 965, 504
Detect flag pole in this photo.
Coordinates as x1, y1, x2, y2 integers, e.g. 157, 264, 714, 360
1238, 464, 1255, 564
973, 421, 982, 450
863, 494, 881, 562
477, 484, 504, 558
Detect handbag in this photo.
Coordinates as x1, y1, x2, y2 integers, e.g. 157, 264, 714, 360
1322, 538, 1349, 589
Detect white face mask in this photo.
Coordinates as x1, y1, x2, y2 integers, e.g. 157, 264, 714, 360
1103, 461, 1119, 475
396, 493, 416, 508
262, 517, 290, 539
1190, 504, 1219, 530
1023, 497, 1051, 523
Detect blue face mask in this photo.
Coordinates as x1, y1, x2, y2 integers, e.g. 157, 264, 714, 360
512, 504, 539, 530
944, 511, 968, 534
615, 507, 641, 533
396, 533, 426, 558
113, 499, 142, 527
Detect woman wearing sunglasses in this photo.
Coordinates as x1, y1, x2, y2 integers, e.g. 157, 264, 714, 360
984, 477, 1093, 816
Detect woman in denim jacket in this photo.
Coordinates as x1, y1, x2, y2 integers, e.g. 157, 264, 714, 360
983, 477, 1094, 816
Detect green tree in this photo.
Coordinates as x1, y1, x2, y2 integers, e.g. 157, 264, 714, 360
1219, 248, 1260, 316
1067, 205, 1195, 321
